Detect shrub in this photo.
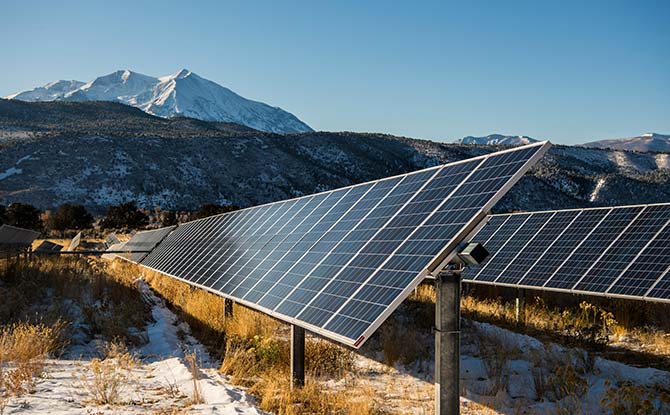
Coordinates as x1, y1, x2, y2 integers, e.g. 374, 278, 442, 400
46, 203, 93, 233
192, 204, 240, 220
76, 341, 137, 405
100, 202, 148, 229
4, 203, 42, 230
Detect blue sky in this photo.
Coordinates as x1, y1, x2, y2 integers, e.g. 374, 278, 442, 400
1, 0, 668, 144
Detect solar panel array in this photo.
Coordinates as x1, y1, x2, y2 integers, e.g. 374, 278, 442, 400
118, 226, 177, 263
140, 142, 550, 347
464, 203, 670, 302
0, 224, 40, 248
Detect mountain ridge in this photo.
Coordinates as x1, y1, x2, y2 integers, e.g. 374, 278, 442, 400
583, 133, 670, 153
5, 69, 313, 134
457, 134, 540, 146
0, 100, 667, 214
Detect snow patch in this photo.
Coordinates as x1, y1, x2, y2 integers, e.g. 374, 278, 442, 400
0, 166, 22, 180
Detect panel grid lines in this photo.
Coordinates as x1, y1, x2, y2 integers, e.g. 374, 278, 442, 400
319, 157, 489, 333
286, 168, 445, 323
605, 217, 670, 294
463, 203, 670, 305
139, 142, 551, 347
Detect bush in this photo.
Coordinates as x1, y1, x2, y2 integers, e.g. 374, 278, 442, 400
4, 203, 42, 230
100, 202, 148, 229
160, 210, 179, 226
192, 204, 240, 220
46, 203, 93, 233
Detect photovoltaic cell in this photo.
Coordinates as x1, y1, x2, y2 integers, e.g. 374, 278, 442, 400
140, 142, 550, 347
463, 203, 670, 304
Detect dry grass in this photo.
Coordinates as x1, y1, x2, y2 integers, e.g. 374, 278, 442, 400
0, 321, 66, 414
0, 257, 150, 412
141, 269, 229, 354
184, 351, 204, 405
75, 341, 138, 405
459, 286, 670, 359
249, 370, 381, 415
0, 257, 149, 345
140, 268, 381, 415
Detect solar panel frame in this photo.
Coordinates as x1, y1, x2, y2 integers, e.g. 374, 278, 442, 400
140, 141, 551, 347
462, 203, 670, 305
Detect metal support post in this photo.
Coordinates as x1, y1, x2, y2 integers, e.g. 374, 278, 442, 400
435, 269, 462, 415
290, 324, 305, 389
224, 298, 234, 319
515, 288, 526, 325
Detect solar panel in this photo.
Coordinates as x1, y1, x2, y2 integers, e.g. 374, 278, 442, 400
141, 142, 550, 347
104, 233, 121, 248
117, 226, 177, 263
0, 224, 40, 248
463, 203, 670, 303
67, 232, 82, 251
34, 240, 64, 253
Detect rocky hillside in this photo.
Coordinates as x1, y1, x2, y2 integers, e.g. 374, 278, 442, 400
0, 100, 668, 213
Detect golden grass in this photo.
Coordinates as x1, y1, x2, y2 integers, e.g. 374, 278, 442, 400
0, 320, 66, 413
0, 257, 148, 344
249, 370, 381, 415
75, 341, 138, 405
0, 320, 66, 363
140, 268, 381, 415
184, 351, 204, 405
458, 285, 670, 357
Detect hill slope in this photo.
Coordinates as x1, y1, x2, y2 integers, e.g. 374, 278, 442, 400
4, 69, 312, 134
0, 100, 668, 213
583, 133, 670, 152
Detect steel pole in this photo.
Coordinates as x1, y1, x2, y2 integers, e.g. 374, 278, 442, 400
435, 269, 461, 415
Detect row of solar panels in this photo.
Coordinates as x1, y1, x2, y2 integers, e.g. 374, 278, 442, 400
114, 143, 550, 347
463, 203, 670, 301
0, 225, 82, 253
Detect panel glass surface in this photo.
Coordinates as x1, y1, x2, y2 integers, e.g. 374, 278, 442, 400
140, 142, 549, 347
462, 204, 670, 304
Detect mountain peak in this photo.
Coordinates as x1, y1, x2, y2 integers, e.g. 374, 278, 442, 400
5, 69, 312, 133
175, 68, 191, 78
160, 68, 192, 82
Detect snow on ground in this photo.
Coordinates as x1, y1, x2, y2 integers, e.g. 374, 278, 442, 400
345, 320, 670, 414
0, 166, 22, 180
4, 278, 670, 414
2, 280, 265, 415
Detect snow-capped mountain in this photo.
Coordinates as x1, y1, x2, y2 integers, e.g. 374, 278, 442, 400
4, 69, 313, 134
6, 80, 86, 102
458, 134, 539, 146
583, 133, 670, 153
